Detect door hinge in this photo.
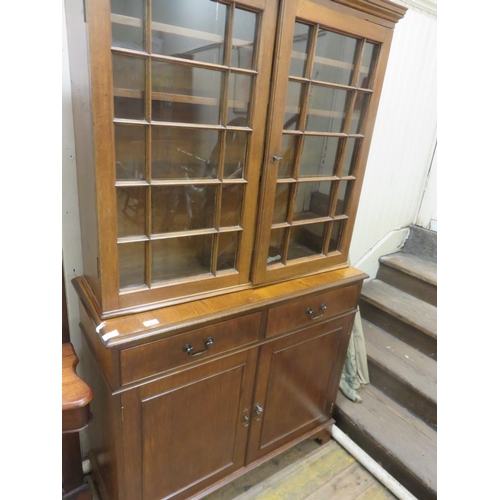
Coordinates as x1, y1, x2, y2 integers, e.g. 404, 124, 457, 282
121, 405, 124, 423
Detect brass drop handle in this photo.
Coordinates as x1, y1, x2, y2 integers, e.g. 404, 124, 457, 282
254, 404, 264, 420
242, 409, 250, 427
306, 304, 327, 320
183, 337, 214, 357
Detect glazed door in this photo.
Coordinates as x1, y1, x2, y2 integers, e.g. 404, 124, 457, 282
253, 0, 395, 284
120, 348, 258, 500
246, 313, 354, 463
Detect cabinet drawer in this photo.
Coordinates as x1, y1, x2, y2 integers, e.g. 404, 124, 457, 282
120, 312, 262, 385
265, 284, 360, 338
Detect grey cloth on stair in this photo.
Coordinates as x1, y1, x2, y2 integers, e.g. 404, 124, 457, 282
339, 308, 370, 402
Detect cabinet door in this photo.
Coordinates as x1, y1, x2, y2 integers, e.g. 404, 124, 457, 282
120, 348, 258, 500
85, 0, 279, 314
246, 313, 354, 463
253, 0, 396, 284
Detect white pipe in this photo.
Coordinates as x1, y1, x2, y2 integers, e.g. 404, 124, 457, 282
330, 424, 418, 500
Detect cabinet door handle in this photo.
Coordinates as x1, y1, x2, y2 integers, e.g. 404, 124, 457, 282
272, 155, 283, 162
182, 337, 214, 357
254, 404, 264, 420
306, 304, 327, 320
242, 409, 250, 427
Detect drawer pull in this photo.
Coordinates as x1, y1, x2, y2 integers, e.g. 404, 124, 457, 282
306, 304, 327, 320
182, 337, 214, 357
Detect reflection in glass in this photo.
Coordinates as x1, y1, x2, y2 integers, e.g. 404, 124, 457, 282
119, 242, 146, 288
279, 135, 298, 178
328, 219, 345, 252
335, 181, 353, 216
267, 228, 286, 265
312, 30, 359, 86
115, 125, 146, 181
152, 185, 216, 234
151, 0, 227, 65
306, 86, 350, 133
220, 184, 243, 227
358, 43, 378, 89
152, 61, 222, 124
151, 127, 219, 179
217, 232, 238, 271
289, 23, 311, 78
232, 9, 257, 69
288, 223, 326, 260
283, 81, 304, 130
272, 184, 291, 224
111, 0, 144, 51
224, 130, 248, 179
341, 138, 361, 177
350, 93, 369, 134
293, 182, 331, 221
227, 73, 253, 127
113, 54, 145, 120
299, 136, 340, 177
116, 187, 147, 238
152, 235, 213, 282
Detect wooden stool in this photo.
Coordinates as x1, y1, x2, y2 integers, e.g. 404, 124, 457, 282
62, 342, 93, 499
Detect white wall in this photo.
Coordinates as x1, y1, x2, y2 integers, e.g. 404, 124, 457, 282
349, 0, 437, 267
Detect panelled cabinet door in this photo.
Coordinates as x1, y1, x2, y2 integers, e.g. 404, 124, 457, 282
86, 0, 279, 313
120, 349, 258, 500
253, 0, 395, 284
246, 313, 355, 464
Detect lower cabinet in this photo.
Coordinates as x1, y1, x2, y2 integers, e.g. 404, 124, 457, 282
77, 268, 366, 500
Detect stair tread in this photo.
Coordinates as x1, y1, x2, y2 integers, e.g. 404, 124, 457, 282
380, 252, 437, 286
363, 320, 437, 403
336, 385, 437, 493
361, 280, 437, 339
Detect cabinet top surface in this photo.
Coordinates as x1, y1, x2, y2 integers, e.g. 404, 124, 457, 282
75, 266, 367, 349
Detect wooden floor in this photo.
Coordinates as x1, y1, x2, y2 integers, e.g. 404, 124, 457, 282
87, 438, 397, 500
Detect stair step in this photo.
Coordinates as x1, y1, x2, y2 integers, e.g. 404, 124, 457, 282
363, 319, 437, 428
378, 252, 437, 306
402, 224, 437, 263
334, 385, 437, 500
360, 280, 437, 359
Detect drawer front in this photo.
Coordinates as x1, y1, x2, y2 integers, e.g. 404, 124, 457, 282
120, 312, 262, 385
265, 284, 360, 338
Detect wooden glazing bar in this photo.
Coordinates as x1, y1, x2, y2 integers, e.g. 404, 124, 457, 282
150, 228, 218, 240
289, 76, 374, 94
281, 130, 363, 138
296, 175, 340, 183
150, 179, 222, 186
270, 222, 291, 230
281, 226, 292, 264
145, 124, 152, 287
212, 233, 220, 277
322, 220, 334, 255
145, 0, 152, 54
117, 235, 150, 244
290, 216, 333, 226
219, 226, 243, 233
304, 24, 318, 80
149, 121, 226, 130
221, 178, 248, 184
225, 3, 235, 68
114, 89, 144, 99
114, 118, 149, 126
115, 180, 149, 187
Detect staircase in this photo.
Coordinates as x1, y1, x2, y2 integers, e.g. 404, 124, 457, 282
334, 225, 437, 500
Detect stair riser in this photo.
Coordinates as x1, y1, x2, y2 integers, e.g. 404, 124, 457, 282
367, 358, 437, 429
333, 407, 437, 500
359, 301, 437, 360
377, 264, 437, 306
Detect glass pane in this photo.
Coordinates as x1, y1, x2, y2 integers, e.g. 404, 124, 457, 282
278, 135, 298, 178
220, 184, 243, 227
112, 54, 145, 120
283, 81, 304, 131
334, 180, 353, 216
350, 93, 370, 134
118, 242, 146, 288
328, 219, 345, 252
152, 235, 213, 282
111, 0, 144, 51
289, 23, 311, 78
341, 138, 361, 177
151, 127, 219, 180
267, 228, 286, 265
224, 130, 248, 179
115, 125, 146, 181
151, 0, 227, 65
293, 182, 331, 221
152, 61, 222, 124
152, 185, 216, 233
288, 223, 326, 260
217, 232, 238, 271
231, 9, 257, 70
313, 30, 359, 86
272, 184, 291, 224
227, 73, 253, 127
299, 136, 340, 177
306, 86, 350, 133
358, 42, 378, 89
116, 187, 146, 238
